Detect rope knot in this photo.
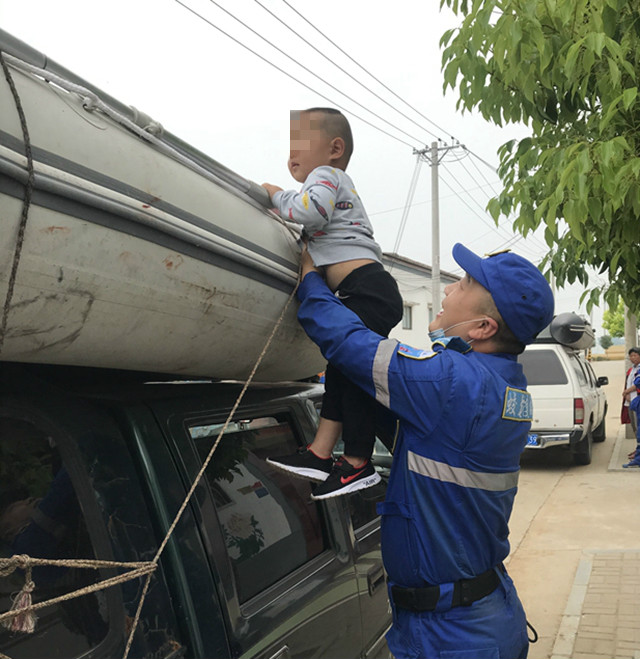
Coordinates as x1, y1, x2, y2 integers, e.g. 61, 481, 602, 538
1, 556, 37, 634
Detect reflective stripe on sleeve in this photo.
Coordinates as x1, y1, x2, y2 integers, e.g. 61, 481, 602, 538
407, 451, 519, 491
372, 339, 398, 407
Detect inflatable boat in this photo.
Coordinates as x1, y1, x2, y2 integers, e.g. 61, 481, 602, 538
0, 30, 324, 381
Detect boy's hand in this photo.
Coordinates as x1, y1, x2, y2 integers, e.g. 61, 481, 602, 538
300, 242, 320, 280
261, 183, 283, 199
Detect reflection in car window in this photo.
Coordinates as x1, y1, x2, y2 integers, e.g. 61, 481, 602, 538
0, 418, 109, 658
518, 349, 568, 385
190, 417, 327, 604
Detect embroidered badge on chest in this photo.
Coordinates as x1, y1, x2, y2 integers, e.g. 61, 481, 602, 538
502, 387, 533, 421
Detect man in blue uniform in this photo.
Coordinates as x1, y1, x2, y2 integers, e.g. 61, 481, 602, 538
296, 243, 554, 659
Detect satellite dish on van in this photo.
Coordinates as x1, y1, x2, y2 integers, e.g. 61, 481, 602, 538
547, 312, 595, 350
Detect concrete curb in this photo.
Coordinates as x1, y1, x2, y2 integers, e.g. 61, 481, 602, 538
609, 421, 637, 472
550, 554, 593, 659
549, 424, 640, 658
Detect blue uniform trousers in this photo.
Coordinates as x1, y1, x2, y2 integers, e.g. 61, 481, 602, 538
387, 568, 528, 659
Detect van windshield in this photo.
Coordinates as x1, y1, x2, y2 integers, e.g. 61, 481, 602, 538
518, 349, 569, 385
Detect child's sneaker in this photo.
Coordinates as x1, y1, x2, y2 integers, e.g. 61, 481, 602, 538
310, 457, 381, 500
266, 446, 333, 482
622, 460, 640, 469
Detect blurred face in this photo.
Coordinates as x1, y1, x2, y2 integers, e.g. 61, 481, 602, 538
630, 352, 640, 365
288, 112, 335, 183
429, 273, 491, 339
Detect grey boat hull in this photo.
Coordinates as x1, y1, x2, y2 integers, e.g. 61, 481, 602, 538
0, 42, 324, 381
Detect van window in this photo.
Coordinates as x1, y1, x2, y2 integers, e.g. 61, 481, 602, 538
571, 359, 588, 387
0, 417, 110, 658
190, 416, 326, 604
584, 361, 597, 387
518, 349, 568, 385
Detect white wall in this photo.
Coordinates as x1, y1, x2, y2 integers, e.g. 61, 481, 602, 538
383, 256, 458, 349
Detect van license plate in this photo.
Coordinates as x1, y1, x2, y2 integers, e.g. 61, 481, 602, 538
526, 434, 539, 447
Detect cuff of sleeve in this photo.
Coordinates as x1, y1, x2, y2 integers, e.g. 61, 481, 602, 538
272, 190, 284, 207
297, 271, 327, 301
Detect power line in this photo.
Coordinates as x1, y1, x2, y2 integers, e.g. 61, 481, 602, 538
175, 0, 419, 149
466, 148, 500, 196
368, 178, 503, 217
281, 0, 455, 141
253, 0, 441, 142
438, 160, 546, 258
439, 162, 516, 242
188, 0, 429, 148
464, 147, 500, 174
390, 154, 423, 262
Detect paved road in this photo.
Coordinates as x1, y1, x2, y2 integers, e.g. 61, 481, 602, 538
506, 359, 640, 658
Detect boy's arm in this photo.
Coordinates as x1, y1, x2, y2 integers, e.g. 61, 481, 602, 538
270, 167, 338, 230
297, 271, 447, 433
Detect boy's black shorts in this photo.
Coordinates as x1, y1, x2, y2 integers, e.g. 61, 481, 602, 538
333, 261, 403, 336
320, 262, 403, 438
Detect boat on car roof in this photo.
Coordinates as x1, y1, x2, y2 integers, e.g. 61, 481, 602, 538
0, 29, 323, 381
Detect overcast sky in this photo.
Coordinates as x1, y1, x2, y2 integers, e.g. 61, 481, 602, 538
1, 0, 608, 334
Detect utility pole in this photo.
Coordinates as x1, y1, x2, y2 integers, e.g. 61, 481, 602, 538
414, 141, 465, 313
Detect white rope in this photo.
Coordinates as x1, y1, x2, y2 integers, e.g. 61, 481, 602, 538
2, 53, 235, 189
2, 53, 299, 240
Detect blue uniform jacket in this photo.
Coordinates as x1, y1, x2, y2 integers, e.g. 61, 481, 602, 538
297, 272, 532, 588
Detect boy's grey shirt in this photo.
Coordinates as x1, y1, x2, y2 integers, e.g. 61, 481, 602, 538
272, 166, 382, 267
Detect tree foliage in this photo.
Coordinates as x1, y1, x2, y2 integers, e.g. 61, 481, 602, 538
599, 333, 613, 349
440, 0, 640, 313
602, 299, 625, 336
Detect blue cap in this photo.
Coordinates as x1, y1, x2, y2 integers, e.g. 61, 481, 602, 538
452, 243, 554, 345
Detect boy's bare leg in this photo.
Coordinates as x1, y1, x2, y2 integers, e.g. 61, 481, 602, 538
309, 419, 367, 468
341, 455, 367, 468
308, 417, 342, 458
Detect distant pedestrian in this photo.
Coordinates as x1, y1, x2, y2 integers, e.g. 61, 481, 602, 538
624, 363, 640, 468
623, 348, 640, 463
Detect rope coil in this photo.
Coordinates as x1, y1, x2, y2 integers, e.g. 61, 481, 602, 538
0, 49, 303, 658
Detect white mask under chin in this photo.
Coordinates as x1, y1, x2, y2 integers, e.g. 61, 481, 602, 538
428, 317, 489, 342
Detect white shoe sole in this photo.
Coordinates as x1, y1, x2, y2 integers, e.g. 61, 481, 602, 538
266, 458, 330, 482
310, 472, 381, 500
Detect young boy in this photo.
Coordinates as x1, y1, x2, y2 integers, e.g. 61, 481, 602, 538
262, 107, 403, 499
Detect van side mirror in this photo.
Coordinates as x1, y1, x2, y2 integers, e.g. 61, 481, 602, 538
596, 376, 609, 387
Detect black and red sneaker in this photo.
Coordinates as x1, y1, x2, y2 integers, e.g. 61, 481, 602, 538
310, 457, 381, 500
266, 446, 333, 482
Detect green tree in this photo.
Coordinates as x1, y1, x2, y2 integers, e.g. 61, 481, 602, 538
602, 300, 625, 337
440, 0, 640, 313
599, 333, 613, 349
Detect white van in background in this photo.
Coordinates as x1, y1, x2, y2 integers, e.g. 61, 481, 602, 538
518, 313, 609, 466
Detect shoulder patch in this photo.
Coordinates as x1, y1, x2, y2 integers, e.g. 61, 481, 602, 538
397, 344, 437, 360
502, 387, 533, 422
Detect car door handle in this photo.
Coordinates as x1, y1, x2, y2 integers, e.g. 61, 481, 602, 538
367, 562, 386, 596
267, 645, 290, 659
